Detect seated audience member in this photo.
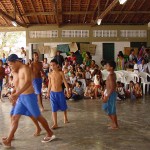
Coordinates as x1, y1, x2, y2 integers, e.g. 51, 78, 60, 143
100, 60, 107, 70
85, 66, 91, 84
2, 76, 14, 98
84, 82, 95, 99
62, 60, 70, 71
42, 82, 48, 99
116, 81, 126, 100
133, 83, 142, 99
138, 59, 148, 73
69, 81, 84, 101
43, 58, 49, 76
143, 48, 150, 63
133, 59, 139, 73
63, 67, 70, 83
76, 67, 85, 79
68, 52, 76, 65
129, 49, 137, 68
93, 69, 102, 99
126, 81, 135, 99
70, 72, 77, 88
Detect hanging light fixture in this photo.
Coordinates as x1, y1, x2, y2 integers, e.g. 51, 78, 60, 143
119, 0, 127, 5
11, 21, 17, 27
97, 19, 102, 25
12, 0, 17, 27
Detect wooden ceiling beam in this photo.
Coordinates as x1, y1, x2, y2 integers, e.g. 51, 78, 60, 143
0, 9, 27, 27
12, 0, 27, 26
128, 0, 146, 24
52, 0, 59, 26
39, 0, 48, 24
83, 0, 91, 23
92, 0, 118, 26
91, 0, 101, 23
30, 0, 39, 24
120, 0, 137, 23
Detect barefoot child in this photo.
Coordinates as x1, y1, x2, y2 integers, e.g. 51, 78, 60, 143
48, 59, 69, 129
102, 61, 119, 130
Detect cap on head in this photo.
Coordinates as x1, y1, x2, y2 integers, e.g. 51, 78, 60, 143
7, 54, 22, 62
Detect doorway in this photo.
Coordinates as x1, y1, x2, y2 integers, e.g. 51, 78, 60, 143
103, 43, 115, 61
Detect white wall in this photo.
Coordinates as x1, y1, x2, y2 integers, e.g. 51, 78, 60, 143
28, 42, 130, 65
92, 42, 130, 65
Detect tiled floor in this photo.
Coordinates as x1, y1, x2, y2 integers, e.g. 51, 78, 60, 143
0, 96, 150, 150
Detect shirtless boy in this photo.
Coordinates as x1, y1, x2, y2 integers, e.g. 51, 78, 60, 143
30, 52, 45, 111
2, 54, 55, 148
48, 59, 69, 129
102, 61, 119, 129
0, 60, 5, 102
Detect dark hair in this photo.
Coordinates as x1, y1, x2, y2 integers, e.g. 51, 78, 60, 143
130, 49, 134, 54
107, 61, 116, 70
86, 52, 92, 59
33, 52, 38, 55
117, 81, 121, 84
92, 60, 95, 63
4, 63, 8, 66
71, 72, 75, 76
133, 58, 137, 63
77, 81, 82, 86
101, 60, 107, 66
130, 81, 134, 84
50, 59, 58, 64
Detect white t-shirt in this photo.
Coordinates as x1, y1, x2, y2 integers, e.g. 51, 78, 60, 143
138, 64, 148, 72
85, 71, 91, 79
70, 76, 76, 85
94, 75, 100, 85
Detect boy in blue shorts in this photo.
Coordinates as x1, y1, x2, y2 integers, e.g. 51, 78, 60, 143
102, 61, 119, 130
47, 59, 69, 129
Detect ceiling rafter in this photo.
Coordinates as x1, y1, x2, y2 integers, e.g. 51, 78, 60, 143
77, 0, 81, 23
12, 0, 27, 26
128, 0, 146, 24
83, 0, 91, 23
52, 0, 59, 26
104, 0, 110, 9
92, 0, 118, 26
39, 0, 48, 24
120, 0, 137, 23
91, 0, 101, 23
0, 9, 27, 27
0, 2, 10, 25
30, 0, 40, 24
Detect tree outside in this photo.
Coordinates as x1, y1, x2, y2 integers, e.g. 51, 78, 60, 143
0, 31, 26, 58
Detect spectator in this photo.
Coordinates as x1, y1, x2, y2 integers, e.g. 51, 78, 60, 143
133, 83, 142, 99
69, 81, 84, 101
129, 49, 136, 68
83, 52, 92, 66
54, 51, 64, 67
21, 47, 26, 64
116, 82, 126, 100
117, 53, 125, 70
43, 58, 49, 76
2, 53, 7, 64
84, 82, 95, 99
133, 59, 139, 73
138, 59, 148, 73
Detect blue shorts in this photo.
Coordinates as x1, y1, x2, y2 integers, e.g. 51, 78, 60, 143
32, 78, 42, 94
12, 93, 41, 118
102, 92, 117, 115
50, 91, 67, 112
0, 80, 3, 91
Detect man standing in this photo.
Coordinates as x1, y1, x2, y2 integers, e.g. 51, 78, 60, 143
2, 54, 55, 148
54, 51, 64, 67
31, 52, 45, 111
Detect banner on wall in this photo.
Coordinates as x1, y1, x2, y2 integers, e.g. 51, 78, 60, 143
80, 43, 96, 55
69, 42, 78, 53
57, 44, 70, 53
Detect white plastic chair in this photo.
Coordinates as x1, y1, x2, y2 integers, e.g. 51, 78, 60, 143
138, 72, 150, 94
123, 73, 138, 90
115, 72, 123, 82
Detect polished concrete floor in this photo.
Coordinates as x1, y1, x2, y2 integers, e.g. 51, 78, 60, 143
0, 95, 150, 150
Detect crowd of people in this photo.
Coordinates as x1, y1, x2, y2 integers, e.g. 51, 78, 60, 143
0, 46, 149, 148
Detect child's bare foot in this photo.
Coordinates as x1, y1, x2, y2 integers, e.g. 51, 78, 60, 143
2, 140, 11, 148
51, 125, 58, 130
34, 128, 42, 136
64, 120, 69, 124
2, 136, 15, 141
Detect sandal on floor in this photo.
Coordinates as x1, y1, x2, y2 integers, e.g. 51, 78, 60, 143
41, 135, 56, 143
